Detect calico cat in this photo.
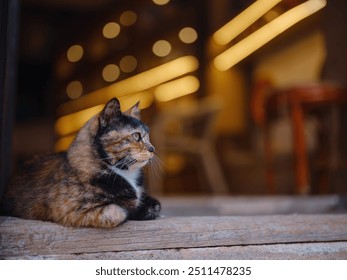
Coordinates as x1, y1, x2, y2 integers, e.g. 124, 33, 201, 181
0, 98, 161, 228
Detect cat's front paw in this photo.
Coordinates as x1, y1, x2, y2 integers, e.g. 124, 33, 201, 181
143, 198, 161, 220
129, 196, 161, 221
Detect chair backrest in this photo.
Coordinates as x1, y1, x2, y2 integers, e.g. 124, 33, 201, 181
151, 97, 222, 151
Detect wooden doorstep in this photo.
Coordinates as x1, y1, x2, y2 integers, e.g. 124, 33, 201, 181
18, 242, 347, 260
1, 214, 347, 259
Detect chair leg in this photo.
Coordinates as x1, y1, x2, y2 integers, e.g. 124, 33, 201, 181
291, 103, 310, 194
264, 123, 276, 194
328, 106, 340, 193
200, 143, 229, 194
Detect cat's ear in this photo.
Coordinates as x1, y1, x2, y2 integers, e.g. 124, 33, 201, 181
124, 101, 141, 120
99, 98, 122, 127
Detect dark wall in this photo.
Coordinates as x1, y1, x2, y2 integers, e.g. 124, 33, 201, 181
0, 0, 20, 199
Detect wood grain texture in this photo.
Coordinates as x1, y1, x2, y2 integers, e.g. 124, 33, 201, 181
1, 214, 347, 259
11, 242, 347, 260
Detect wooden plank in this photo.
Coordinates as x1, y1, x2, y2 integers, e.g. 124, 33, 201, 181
9, 242, 347, 260
1, 214, 347, 258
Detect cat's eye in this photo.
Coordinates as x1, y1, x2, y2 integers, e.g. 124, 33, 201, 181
132, 132, 142, 142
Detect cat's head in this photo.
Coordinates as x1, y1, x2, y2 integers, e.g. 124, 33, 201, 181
95, 98, 155, 171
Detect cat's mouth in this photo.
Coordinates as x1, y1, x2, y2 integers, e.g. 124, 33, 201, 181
133, 158, 151, 166
133, 151, 154, 161
132, 153, 154, 168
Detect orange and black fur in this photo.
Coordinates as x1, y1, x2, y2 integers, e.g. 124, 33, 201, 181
0, 98, 161, 228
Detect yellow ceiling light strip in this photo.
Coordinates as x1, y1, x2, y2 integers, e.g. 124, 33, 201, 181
213, 0, 281, 46
55, 134, 76, 152
57, 55, 199, 115
154, 75, 200, 102
214, 0, 327, 71
55, 104, 105, 136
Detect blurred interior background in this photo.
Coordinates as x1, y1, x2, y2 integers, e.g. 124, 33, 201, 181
3, 0, 347, 197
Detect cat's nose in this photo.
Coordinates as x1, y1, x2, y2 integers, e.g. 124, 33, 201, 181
147, 145, 155, 153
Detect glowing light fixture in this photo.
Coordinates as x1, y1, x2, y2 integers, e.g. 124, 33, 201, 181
120, 10, 137, 26
152, 0, 170, 5
55, 104, 105, 136
213, 0, 281, 46
214, 0, 327, 71
58, 55, 199, 115
103, 22, 121, 39
154, 75, 200, 102
66, 81, 83, 99
120, 55, 137, 73
179, 27, 198, 44
152, 40, 172, 57
67, 45, 83, 62
102, 64, 120, 82
118, 91, 154, 111
55, 135, 75, 152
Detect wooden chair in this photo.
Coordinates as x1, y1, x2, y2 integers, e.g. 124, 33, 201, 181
150, 97, 229, 194
251, 82, 347, 194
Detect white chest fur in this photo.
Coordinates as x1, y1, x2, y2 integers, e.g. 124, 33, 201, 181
111, 167, 143, 200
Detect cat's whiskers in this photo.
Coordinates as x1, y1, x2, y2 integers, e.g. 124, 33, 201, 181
148, 154, 165, 179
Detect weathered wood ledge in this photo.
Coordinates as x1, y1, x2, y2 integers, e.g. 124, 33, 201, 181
1, 214, 347, 259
